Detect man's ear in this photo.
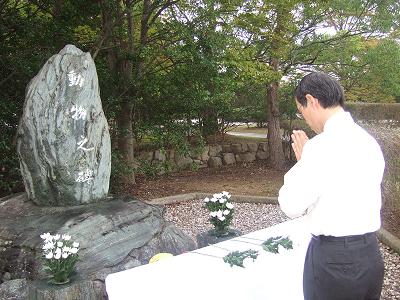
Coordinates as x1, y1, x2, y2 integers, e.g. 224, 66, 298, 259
305, 94, 319, 108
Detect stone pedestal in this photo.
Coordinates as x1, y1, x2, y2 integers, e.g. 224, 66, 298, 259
27, 275, 102, 300
196, 229, 242, 248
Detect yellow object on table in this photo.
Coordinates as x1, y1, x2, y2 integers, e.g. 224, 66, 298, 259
149, 252, 173, 264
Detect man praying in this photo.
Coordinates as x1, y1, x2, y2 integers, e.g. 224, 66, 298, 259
279, 72, 385, 300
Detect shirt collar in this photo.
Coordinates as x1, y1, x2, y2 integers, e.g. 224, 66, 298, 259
323, 110, 353, 132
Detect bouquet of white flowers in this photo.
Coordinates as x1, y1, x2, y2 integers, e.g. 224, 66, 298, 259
40, 232, 79, 284
203, 191, 235, 237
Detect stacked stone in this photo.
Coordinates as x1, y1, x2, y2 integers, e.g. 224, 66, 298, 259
136, 141, 270, 171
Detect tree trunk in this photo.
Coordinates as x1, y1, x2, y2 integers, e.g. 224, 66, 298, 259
266, 60, 286, 170
117, 101, 135, 184
201, 108, 219, 138
265, 2, 289, 171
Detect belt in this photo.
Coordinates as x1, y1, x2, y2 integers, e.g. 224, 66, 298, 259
312, 232, 375, 243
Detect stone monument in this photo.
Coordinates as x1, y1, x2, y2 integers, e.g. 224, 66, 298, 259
1, 45, 196, 299
16, 44, 111, 206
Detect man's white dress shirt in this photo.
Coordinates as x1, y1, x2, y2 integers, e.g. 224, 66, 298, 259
279, 111, 385, 236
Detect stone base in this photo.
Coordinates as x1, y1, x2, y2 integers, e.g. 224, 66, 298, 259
196, 229, 242, 248
27, 275, 103, 300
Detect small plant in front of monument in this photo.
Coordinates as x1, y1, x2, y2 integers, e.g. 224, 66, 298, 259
223, 249, 259, 268
40, 233, 80, 284
203, 191, 235, 237
261, 236, 293, 254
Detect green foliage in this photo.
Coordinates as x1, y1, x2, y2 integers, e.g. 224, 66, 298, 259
110, 151, 134, 191
223, 249, 259, 268
230, 84, 267, 126
136, 159, 161, 179
262, 236, 293, 254
0, 0, 100, 195
279, 80, 299, 120
0, 139, 21, 196
190, 161, 200, 172
1, 0, 400, 190
315, 37, 400, 103
141, 122, 191, 156
161, 160, 174, 175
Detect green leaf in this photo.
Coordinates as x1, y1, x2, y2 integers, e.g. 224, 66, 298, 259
261, 236, 293, 254
223, 249, 259, 267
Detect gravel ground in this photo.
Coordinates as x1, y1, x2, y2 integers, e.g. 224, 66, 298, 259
164, 200, 400, 300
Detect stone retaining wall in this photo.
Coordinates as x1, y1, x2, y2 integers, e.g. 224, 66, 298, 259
135, 142, 269, 173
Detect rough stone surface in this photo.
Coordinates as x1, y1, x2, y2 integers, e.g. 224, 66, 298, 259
174, 154, 193, 170
222, 144, 232, 152
16, 45, 111, 206
238, 152, 256, 162
153, 150, 166, 162
0, 193, 196, 298
231, 144, 243, 154
259, 142, 269, 152
200, 150, 209, 162
223, 153, 236, 165
129, 142, 271, 174
0, 279, 28, 300
196, 229, 242, 248
208, 157, 223, 168
208, 145, 222, 157
138, 151, 154, 162
247, 143, 258, 153
256, 150, 268, 160
167, 149, 175, 160
3, 272, 11, 281
27, 276, 101, 300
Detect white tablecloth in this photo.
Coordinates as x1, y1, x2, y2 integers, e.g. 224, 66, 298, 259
106, 217, 311, 300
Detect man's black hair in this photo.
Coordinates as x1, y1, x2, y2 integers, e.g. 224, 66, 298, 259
295, 72, 345, 108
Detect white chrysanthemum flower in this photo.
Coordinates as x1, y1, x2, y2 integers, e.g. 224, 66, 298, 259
216, 210, 223, 218
223, 209, 230, 215
54, 252, 61, 259
214, 193, 223, 199
218, 197, 225, 203
70, 248, 78, 254
222, 191, 229, 196
203, 197, 210, 203
45, 252, 53, 259
40, 233, 51, 240
218, 215, 226, 221
42, 242, 55, 250
210, 211, 217, 217
55, 247, 62, 254
226, 202, 234, 209
63, 246, 71, 253
210, 197, 217, 202
62, 234, 71, 241
227, 194, 231, 199
72, 242, 79, 248
57, 241, 63, 247
53, 234, 60, 240
62, 252, 69, 259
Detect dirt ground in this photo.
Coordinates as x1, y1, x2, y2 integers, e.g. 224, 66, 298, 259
124, 161, 400, 240
125, 161, 285, 200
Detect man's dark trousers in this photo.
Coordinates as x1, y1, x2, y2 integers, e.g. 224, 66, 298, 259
303, 232, 384, 300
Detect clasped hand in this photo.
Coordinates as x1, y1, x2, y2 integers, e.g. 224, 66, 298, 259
291, 130, 309, 161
